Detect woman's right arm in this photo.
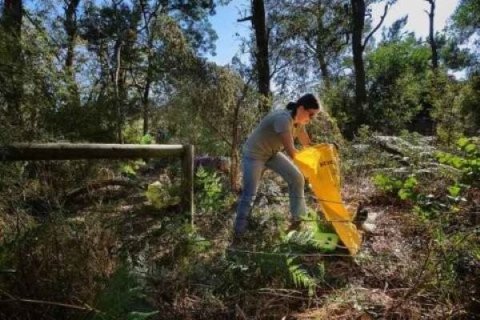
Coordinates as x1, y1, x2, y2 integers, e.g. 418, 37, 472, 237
280, 131, 298, 159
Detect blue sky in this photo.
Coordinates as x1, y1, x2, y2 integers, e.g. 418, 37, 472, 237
208, 0, 461, 66
208, 0, 251, 65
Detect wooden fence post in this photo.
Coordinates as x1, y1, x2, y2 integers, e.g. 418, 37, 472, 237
182, 144, 195, 226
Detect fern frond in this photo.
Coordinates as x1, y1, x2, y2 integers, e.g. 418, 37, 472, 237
287, 258, 317, 296
281, 230, 332, 252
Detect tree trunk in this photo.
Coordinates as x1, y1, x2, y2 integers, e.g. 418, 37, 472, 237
252, 0, 270, 113
2, 0, 23, 127
2, 0, 22, 34
315, 3, 331, 89
317, 47, 331, 89
64, 0, 80, 72
63, 0, 81, 119
426, 0, 438, 70
351, 0, 367, 127
113, 40, 124, 143
230, 95, 242, 193
139, 0, 163, 136
142, 78, 151, 136
142, 25, 156, 136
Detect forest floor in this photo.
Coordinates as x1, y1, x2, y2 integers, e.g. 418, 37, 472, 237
1, 144, 478, 320
63, 162, 475, 319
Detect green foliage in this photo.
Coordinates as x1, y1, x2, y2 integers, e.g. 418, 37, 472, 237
145, 177, 181, 209
373, 137, 480, 220
373, 173, 405, 194
452, 0, 480, 41
121, 164, 138, 177
437, 137, 480, 187
457, 75, 480, 135
373, 173, 444, 219
431, 76, 468, 146
325, 35, 439, 135
93, 265, 157, 320
227, 250, 323, 297
194, 167, 229, 214
165, 63, 258, 155
120, 160, 145, 178
366, 36, 431, 133
268, 0, 350, 94
322, 77, 356, 134
439, 36, 473, 70
286, 258, 319, 296
123, 120, 153, 144
225, 222, 331, 296
374, 173, 420, 201
397, 176, 418, 201
140, 134, 153, 145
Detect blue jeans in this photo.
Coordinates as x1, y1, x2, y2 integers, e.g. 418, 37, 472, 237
234, 152, 306, 235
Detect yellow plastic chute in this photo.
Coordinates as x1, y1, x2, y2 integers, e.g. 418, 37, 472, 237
294, 144, 362, 255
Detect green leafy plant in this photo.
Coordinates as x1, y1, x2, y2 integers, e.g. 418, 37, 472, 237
120, 160, 145, 178
140, 134, 153, 145
145, 181, 181, 209
437, 137, 480, 188
373, 173, 418, 201
373, 173, 448, 219
286, 258, 319, 296
194, 167, 226, 214
372, 138, 479, 220
93, 265, 157, 320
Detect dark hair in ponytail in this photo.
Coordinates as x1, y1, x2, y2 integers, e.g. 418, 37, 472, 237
286, 93, 320, 118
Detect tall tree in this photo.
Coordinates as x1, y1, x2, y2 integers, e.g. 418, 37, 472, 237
425, 0, 438, 70
2, 0, 22, 35
452, 0, 480, 41
1, 0, 23, 127
252, 0, 270, 112
63, 0, 81, 113
239, 0, 270, 113
138, 0, 164, 136
64, 0, 80, 72
350, 0, 391, 127
268, 0, 349, 93
310, 0, 349, 88
451, 0, 480, 66
80, 1, 142, 142
134, 0, 220, 135
79, 0, 221, 142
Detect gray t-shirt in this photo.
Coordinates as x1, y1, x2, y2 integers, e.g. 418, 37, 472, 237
243, 109, 294, 160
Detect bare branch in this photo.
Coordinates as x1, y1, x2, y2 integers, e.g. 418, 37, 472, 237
363, 3, 389, 49
303, 36, 317, 54
270, 59, 292, 78
238, 16, 252, 22
139, 0, 150, 36
0, 288, 101, 313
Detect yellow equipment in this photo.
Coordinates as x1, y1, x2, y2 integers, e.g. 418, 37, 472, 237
294, 144, 362, 255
